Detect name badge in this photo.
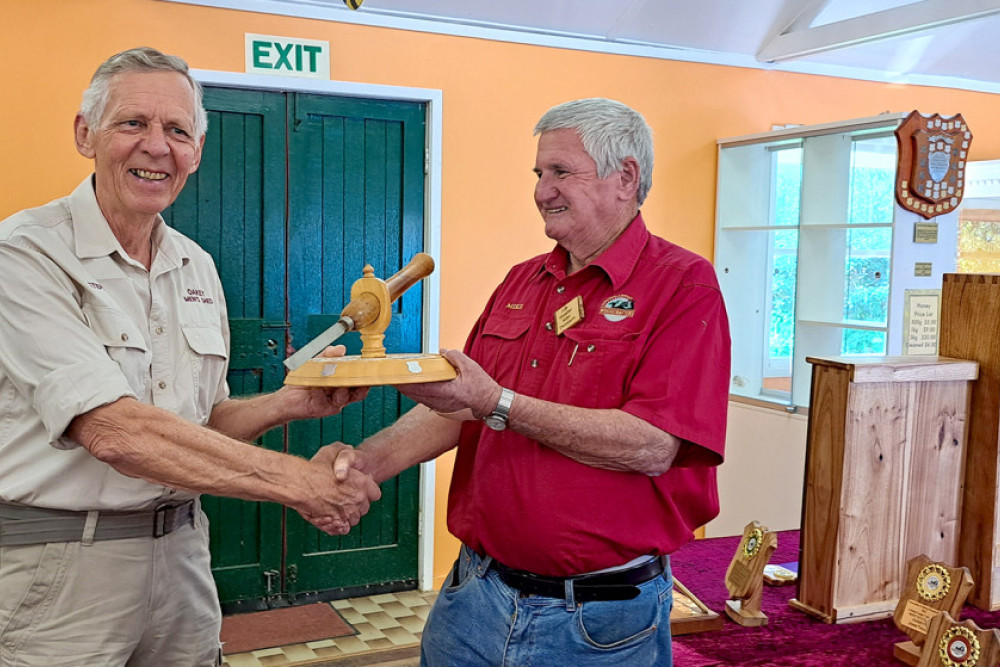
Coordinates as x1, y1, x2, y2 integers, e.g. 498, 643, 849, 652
554, 295, 584, 335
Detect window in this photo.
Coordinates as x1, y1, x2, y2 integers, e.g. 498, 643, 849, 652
716, 115, 958, 409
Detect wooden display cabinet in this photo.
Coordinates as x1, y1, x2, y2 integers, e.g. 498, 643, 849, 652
940, 273, 1000, 610
792, 356, 977, 623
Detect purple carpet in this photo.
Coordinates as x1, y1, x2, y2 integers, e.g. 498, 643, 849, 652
670, 531, 1000, 666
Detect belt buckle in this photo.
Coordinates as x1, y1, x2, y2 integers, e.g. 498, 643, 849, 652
153, 500, 194, 538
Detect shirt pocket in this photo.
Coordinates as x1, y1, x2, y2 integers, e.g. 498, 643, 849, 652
477, 315, 532, 382
557, 329, 637, 409
83, 305, 151, 399
181, 325, 228, 423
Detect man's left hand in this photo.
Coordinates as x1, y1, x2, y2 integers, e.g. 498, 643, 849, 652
281, 345, 369, 420
396, 349, 500, 420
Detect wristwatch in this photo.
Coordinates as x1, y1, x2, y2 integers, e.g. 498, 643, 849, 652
483, 387, 516, 431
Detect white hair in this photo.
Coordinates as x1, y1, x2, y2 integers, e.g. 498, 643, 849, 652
535, 98, 654, 205
81, 47, 207, 140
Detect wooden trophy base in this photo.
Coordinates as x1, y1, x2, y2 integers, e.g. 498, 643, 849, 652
725, 599, 768, 627
285, 353, 457, 387
671, 579, 724, 636
893, 640, 921, 666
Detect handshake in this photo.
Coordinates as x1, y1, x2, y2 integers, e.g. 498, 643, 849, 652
294, 441, 380, 536
286, 346, 493, 536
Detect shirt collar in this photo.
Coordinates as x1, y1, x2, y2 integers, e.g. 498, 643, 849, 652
69, 175, 188, 270
540, 213, 649, 290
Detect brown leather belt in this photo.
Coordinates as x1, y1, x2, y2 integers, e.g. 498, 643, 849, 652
0, 500, 197, 546
490, 556, 666, 602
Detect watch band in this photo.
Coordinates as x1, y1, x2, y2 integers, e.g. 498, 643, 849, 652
493, 387, 515, 420
483, 387, 516, 430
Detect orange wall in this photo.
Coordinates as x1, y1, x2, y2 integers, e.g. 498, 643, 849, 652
5, 0, 1000, 586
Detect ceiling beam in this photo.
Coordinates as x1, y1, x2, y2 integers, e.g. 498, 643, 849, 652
757, 0, 1000, 63
603, 0, 654, 40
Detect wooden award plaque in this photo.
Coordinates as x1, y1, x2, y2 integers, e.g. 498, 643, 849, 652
725, 520, 777, 627
893, 556, 974, 666
894, 110, 973, 220
915, 611, 1000, 667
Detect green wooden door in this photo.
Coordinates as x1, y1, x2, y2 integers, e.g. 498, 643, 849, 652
165, 87, 425, 606
164, 87, 287, 605
285, 94, 425, 597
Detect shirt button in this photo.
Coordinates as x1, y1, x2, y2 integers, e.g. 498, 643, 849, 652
155, 326, 164, 335
530, 359, 539, 368
120, 333, 129, 342
158, 380, 167, 390
587, 344, 596, 352
556, 286, 566, 294
545, 322, 553, 331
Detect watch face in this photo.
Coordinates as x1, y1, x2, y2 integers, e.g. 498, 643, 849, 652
484, 415, 507, 431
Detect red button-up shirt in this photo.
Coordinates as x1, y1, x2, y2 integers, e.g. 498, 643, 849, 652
448, 215, 731, 576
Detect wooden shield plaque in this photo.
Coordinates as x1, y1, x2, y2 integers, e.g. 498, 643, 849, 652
915, 611, 1000, 667
895, 110, 973, 220
892, 555, 974, 665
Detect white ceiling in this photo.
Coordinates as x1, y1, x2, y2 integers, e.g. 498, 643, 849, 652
184, 0, 1000, 93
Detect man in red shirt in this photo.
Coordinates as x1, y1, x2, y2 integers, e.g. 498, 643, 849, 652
335, 98, 730, 665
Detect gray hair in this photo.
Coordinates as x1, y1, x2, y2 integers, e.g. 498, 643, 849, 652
80, 47, 207, 141
534, 98, 654, 206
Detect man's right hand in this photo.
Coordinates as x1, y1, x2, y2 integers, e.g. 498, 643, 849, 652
331, 444, 373, 483
298, 448, 381, 535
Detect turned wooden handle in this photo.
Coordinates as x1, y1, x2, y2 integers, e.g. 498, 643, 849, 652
385, 252, 435, 302
340, 253, 435, 329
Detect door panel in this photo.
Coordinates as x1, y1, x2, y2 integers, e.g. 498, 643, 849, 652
164, 87, 288, 605
286, 94, 425, 596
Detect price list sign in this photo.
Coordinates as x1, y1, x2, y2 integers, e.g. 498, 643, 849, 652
904, 289, 941, 356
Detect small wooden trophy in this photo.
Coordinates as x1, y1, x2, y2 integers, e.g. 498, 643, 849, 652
915, 611, 1000, 667
893, 555, 974, 665
284, 254, 456, 387
725, 520, 777, 627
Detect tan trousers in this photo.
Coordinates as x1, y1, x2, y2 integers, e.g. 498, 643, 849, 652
0, 509, 222, 666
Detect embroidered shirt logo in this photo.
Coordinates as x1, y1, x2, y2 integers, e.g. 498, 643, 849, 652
600, 295, 635, 322
184, 288, 215, 305
506, 303, 525, 310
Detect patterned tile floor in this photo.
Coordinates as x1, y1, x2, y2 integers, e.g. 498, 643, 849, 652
223, 590, 436, 667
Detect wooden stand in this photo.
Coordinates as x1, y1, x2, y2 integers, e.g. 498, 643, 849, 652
915, 611, 1000, 667
725, 521, 777, 627
892, 555, 974, 665
285, 262, 456, 387
793, 356, 977, 624
940, 273, 1000, 611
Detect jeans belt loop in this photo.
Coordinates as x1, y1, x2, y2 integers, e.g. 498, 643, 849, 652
563, 579, 577, 611
478, 554, 493, 578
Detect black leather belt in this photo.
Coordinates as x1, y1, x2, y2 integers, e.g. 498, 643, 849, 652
0, 500, 197, 546
490, 556, 666, 602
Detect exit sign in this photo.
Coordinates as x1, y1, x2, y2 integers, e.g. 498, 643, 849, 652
245, 34, 330, 79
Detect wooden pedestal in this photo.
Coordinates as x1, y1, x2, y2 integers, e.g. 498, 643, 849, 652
792, 356, 977, 623
940, 273, 1000, 611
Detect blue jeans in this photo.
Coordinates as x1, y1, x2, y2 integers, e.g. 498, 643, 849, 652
420, 546, 673, 666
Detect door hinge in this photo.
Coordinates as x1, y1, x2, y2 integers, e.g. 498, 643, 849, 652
263, 568, 280, 594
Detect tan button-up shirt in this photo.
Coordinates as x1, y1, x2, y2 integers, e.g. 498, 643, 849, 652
0, 177, 231, 511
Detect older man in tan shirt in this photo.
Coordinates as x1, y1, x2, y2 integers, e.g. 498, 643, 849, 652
0, 47, 380, 666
